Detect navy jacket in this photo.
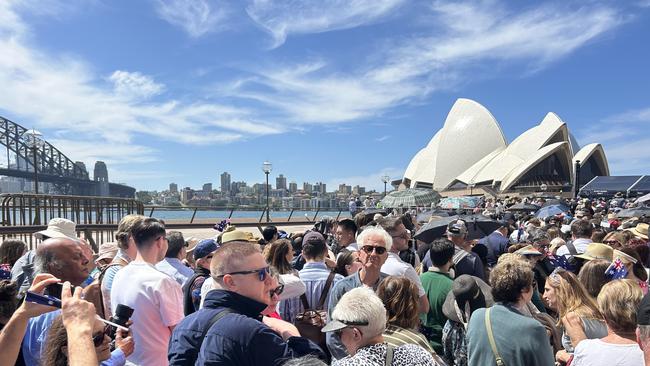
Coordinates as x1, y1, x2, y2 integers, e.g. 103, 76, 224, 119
168, 289, 324, 366
478, 231, 510, 266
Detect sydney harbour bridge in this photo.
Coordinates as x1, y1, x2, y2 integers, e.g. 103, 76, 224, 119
0, 115, 135, 198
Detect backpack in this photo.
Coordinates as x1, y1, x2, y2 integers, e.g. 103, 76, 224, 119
294, 271, 335, 352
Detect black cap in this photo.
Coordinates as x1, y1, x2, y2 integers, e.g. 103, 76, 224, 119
638, 293, 650, 326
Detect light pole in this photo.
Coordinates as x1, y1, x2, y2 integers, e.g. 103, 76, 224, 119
262, 161, 272, 222
469, 183, 476, 196
381, 175, 390, 197
21, 129, 44, 194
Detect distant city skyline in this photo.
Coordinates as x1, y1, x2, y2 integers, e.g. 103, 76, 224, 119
1, 2, 649, 193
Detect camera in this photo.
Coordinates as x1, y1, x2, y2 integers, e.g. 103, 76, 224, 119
108, 304, 134, 339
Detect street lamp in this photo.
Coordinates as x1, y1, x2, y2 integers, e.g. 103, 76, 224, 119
469, 183, 476, 196
540, 183, 548, 194
381, 175, 390, 197
262, 161, 272, 222
21, 129, 44, 194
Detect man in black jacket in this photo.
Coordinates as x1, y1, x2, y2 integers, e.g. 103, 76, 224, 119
182, 238, 217, 315
168, 241, 324, 365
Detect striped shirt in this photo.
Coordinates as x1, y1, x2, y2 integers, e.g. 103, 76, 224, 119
384, 324, 436, 356
279, 261, 343, 322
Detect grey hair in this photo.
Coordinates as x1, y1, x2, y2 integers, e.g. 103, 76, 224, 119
638, 325, 650, 342
282, 355, 327, 366
331, 287, 387, 340
356, 226, 392, 252
33, 249, 64, 275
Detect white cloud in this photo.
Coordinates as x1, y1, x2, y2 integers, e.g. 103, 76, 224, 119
246, 0, 405, 48
108, 70, 165, 101
153, 0, 230, 38
325, 167, 404, 192
228, 2, 624, 125
375, 135, 390, 142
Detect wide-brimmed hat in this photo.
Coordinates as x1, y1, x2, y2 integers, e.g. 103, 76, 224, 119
443, 275, 493, 324
574, 243, 613, 261
220, 227, 258, 244
626, 223, 649, 240
614, 249, 638, 264
34, 218, 77, 240
185, 237, 200, 253
95, 242, 118, 263
515, 245, 543, 256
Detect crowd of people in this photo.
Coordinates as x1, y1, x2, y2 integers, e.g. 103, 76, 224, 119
0, 192, 649, 366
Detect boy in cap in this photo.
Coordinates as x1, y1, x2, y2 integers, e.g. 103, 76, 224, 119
183, 239, 218, 315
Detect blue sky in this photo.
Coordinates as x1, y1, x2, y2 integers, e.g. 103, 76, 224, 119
1, 0, 650, 192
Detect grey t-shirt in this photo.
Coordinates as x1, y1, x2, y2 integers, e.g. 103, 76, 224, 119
561, 317, 607, 352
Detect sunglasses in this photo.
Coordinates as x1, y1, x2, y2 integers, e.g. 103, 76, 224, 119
361, 245, 387, 255
603, 240, 620, 246
92, 325, 110, 347
218, 266, 269, 281
270, 284, 285, 297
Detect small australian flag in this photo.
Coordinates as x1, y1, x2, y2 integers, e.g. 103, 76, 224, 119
605, 258, 628, 280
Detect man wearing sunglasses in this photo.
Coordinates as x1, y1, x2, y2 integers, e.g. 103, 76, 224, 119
169, 241, 324, 365
326, 226, 391, 360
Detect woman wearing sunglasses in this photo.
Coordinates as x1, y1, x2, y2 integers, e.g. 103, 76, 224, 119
261, 268, 286, 319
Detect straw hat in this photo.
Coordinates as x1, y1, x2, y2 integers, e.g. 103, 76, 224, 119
95, 242, 118, 263
574, 243, 613, 262
626, 223, 649, 240
220, 226, 259, 244
34, 218, 77, 240
613, 249, 638, 264
184, 237, 200, 253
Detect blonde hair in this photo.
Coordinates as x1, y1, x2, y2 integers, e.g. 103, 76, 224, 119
115, 214, 145, 250
597, 279, 643, 334
549, 269, 602, 325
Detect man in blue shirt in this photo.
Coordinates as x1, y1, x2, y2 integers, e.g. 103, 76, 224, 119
155, 231, 194, 286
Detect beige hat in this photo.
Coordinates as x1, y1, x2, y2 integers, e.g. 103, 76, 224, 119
34, 218, 77, 240
185, 237, 200, 253
220, 227, 259, 244
613, 249, 638, 264
574, 243, 613, 262
95, 242, 118, 263
626, 223, 649, 240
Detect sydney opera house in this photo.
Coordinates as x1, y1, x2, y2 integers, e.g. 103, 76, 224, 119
402, 98, 609, 195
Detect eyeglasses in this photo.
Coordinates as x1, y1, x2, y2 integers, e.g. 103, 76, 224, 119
92, 325, 110, 347
270, 284, 285, 297
217, 266, 269, 281
391, 231, 410, 240
361, 245, 387, 255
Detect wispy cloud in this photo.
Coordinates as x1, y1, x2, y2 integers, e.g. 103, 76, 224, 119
228, 2, 625, 125
153, 0, 230, 38
578, 107, 650, 174
375, 135, 390, 142
0, 2, 283, 171
246, 0, 405, 48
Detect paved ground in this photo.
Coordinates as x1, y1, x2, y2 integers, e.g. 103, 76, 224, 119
174, 224, 314, 240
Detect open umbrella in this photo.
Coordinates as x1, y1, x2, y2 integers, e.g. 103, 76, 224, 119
438, 196, 480, 209
616, 207, 650, 218
416, 209, 450, 222
535, 204, 568, 218
507, 202, 541, 212
635, 193, 650, 204
414, 214, 502, 243
380, 188, 441, 208
361, 208, 388, 220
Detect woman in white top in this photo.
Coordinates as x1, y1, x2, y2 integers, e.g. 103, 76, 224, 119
566, 279, 644, 366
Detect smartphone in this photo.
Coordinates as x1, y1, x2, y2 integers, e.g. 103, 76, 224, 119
44, 283, 63, 299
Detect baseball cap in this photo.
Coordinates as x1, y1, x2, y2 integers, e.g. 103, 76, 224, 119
194, 239, 218, 260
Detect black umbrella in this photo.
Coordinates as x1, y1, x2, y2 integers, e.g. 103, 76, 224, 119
414, 214, 503, 243
616, 207, 650, 218
507, 202, 541, 212
416, 209, 450, 222
361, 208, 388, 220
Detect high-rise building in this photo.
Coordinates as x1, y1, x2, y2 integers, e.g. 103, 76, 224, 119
353, 185, 366, 195
314, 182, 326, 194
220, 172, 231, 193
180, 187, 193, 203
230, 181, 246, 195
169, 183, 178, 193
276, 174, 287, 190
203, 183, 213, 193
289, 182, 298, 193
303, 182, 313, 194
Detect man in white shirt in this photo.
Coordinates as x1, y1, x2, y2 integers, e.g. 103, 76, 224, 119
111, 217, 184, 366
556, 220, 593, 258
156, 231, 193, 286
378, 217, 429, 313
